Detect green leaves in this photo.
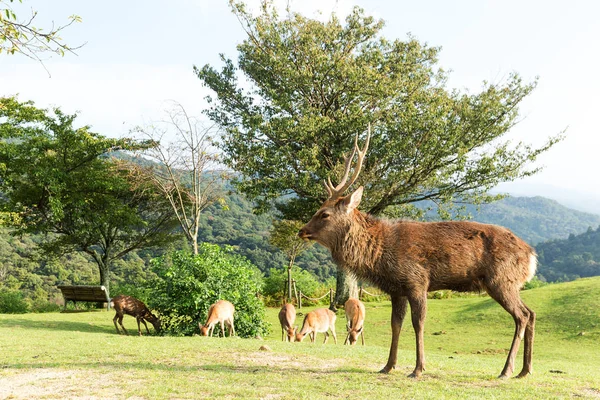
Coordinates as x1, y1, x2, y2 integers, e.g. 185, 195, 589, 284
197, 2, 562, 221
147, 245, 269, 338
0, 96, 180, 293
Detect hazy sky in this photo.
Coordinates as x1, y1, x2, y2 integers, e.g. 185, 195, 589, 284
1, 0, 599, 198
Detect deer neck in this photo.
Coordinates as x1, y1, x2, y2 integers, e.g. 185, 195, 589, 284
331, 211, 384, 277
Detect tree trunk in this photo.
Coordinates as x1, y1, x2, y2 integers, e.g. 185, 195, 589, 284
98, 262, 110, 296
333, 268, 358, 310
287, 257, 295, 303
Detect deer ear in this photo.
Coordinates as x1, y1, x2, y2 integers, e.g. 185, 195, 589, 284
341, 186, 363, 214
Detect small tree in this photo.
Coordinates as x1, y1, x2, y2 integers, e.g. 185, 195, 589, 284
147, 244, 269, 338
269, 219, 313, 302
125, 102, 228, 255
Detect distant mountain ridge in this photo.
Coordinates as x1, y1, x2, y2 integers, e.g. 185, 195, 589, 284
466, 196, 600, 245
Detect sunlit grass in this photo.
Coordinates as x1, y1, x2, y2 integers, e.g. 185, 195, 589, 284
1, 278, 599, 399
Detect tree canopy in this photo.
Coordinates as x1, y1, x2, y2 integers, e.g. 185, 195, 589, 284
0, 96, 180, 294
196, 2, 563, 222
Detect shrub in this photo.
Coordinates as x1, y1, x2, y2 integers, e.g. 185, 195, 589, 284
262, 267, 322, 301
523, 276, 548, 290
0, 289, 29, 313
146, 244, 269, 338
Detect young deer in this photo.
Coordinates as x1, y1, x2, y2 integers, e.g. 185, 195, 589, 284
298, 128, 537, 379
111, 295, 161, 336
199, 300, 235, 337
344, 298, 366, 346
278, 303, 297, 342
295, 308, 337, 344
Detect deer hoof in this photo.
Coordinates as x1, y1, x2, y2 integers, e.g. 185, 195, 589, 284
379, 365, 395, 374
516, 370, 531, 379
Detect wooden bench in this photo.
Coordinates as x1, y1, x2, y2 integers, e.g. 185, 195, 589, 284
57, 285, 111, 311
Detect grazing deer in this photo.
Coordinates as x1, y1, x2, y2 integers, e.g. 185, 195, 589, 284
279, 303, 297, 342
199, 300, 235, 337
298, 128, 537, 378
111, 295, 161, 336
295, 308, 337, 344
344, 298, 366, 346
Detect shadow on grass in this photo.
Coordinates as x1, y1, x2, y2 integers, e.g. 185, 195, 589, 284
1, 360, 375, 376
0, 317, 116, 335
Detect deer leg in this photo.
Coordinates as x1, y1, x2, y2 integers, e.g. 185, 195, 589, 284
113, 313, 121, 334
516, 303, 536, 378
118, 315, 129, 335
408, 293, 427, 378
229, 317, 235, 337
361, 329, 365, 346
344, 332, 350, 345
220, 320, 225, 338
330, 325, 337, 345
381, 295, 407, 373
140, 318, 150, 335
487, 287, 531, 379
323, 331, 329, 344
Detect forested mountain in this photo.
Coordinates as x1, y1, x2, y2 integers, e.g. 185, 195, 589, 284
535, 226, 600, 282
465, 196, 600, 244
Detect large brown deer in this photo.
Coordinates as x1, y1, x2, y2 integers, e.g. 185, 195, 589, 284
279, 303, 297, 342
298, 128, 537, 378
344, 298, 366, 346
199, 300, 235, 337
111, 295, 161, 336
295, 308, 337, 344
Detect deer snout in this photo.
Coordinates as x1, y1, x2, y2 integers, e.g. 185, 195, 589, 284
298, 227, 312, 239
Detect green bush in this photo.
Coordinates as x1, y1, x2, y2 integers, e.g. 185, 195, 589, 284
146, 244, 269, 338
0, 289, 29, 313
263, 267, 321, 299
523, 276, 548, 290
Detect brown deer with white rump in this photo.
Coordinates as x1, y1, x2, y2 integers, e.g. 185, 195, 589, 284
279, 303, 297, 342
295, 308, 337, 344
111, 295, 161, 336
199, 300, 235, 337
298, 128, 536, 379
344, 298, 366, 346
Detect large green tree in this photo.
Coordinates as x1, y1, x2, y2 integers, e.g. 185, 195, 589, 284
0, 97, 180, 294
195, 2, 562, 304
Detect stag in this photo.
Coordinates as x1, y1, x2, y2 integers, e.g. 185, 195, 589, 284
199, 300, 236, 337
111, 295, 161, 336
279, 303, 297, 342
344, 298, 366, 346
298, 127, 536, 378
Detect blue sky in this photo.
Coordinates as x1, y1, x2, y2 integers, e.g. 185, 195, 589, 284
1, 0, 599, 204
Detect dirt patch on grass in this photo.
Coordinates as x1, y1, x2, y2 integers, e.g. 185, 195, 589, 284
0, 369, 124, 399
236, 351, 340, 371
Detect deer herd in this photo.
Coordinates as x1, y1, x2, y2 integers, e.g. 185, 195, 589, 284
111, 126, 538, 380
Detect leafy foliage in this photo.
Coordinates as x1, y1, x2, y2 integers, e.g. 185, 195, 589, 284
196, 2, 562, 222
0, 288, 28, 313
536, 226, 600, 282
0, 96, 181, 294
146, 245, 269, 338
0, 0, 83, 66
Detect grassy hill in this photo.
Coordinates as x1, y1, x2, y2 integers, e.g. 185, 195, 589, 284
1, 277, 599, 399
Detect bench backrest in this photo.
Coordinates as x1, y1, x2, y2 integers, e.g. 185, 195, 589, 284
57, 285, 110, 303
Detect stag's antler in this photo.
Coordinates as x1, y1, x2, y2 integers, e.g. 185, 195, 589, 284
324, 124, 371, 200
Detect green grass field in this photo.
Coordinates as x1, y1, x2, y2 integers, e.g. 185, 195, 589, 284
1, 277, 599, 399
